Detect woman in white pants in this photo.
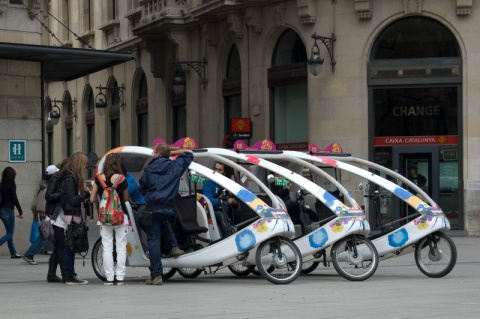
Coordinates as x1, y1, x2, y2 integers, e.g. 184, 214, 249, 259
90, 153, 129, 286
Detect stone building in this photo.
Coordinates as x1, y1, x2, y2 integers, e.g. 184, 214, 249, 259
1, 0, 479, 256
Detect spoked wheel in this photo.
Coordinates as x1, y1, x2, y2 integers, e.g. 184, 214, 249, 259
91, 237, 117, 281
228, 264, 256, 276
301, 261, 320, 274
251, 265, 274, 276
177, 267, 203, 279
162, 267, 177, 280
415, 231, 457, 278
331, 235, 378, 281
255, 236, 302, 285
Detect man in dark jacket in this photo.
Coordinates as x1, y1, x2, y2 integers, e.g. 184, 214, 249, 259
139, 143, 193, 285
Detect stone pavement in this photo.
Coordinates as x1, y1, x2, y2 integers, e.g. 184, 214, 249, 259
0, 232, 479, 319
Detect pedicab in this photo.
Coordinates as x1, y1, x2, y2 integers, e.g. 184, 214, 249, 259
199, 146, 379, 281
279, 145, 457, 278
90, 146, 303, 285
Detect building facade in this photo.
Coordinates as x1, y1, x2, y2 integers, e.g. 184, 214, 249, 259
2, 0, 478, 245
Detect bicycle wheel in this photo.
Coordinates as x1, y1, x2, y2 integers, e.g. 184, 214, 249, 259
91, 238, 106, 281
177, 267, 203, 279
255, 236, 302, 285
251, 265, 274, 276
415, 231, 457, 278
228, 264, 255, 276
301, 261, 320, 274
91, 237, 118, 281
162, 267, 177, 280
331, 235, 378, 281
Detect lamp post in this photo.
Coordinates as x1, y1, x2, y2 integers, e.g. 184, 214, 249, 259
47, 102, 61, 125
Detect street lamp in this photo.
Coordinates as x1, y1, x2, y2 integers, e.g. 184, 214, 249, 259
308, 32, 336, 75
48, 101, 61, 125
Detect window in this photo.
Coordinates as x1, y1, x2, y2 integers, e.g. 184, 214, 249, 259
223, 46, 242, 138
269, 29, 308, 149
136, 72, 148, 146
82, 0, 93, 32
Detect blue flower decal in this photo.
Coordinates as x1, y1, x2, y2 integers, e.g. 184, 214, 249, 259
323, 192, 337, 207
388, 228, 409, 248
235, 229, 256, 252
309, 228, 329, 249
393, 187, 413, 201
237, 189, 256, 203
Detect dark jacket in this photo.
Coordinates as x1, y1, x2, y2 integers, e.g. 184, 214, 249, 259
139, 152, 193, 213
45, 174, 62, 218
0, 180, 23, 215
58, 171, 89, 217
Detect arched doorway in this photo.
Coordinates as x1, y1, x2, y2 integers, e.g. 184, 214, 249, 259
368, 17, 462, 229
268, 29, 308, 149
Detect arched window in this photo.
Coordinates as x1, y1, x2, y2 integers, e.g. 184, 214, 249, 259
136, 71, 148, 146
223, 45, 242, 142
269, 29, 308, 149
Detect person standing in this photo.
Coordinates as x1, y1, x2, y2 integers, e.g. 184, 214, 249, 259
45, 159, 68, 283
90, 153, 129, 286
139, 143, 193, 285
22, 165, 58, 265
56, 152, 91, 285
0, 167, 24, 258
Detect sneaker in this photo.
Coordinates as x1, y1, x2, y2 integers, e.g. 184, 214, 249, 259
152, 276, 162, 285
104, 280, 114, 286
47, 275, 63, 283
65, 276, 88, 285
23, 256, 38, 265
115, 280, 125, 286
145, 278, 153, 285
170, 246, 184, 257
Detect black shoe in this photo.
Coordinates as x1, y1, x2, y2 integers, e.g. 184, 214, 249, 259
47, 275, 63, 283
11, 254, 22, 259
65, 276, 88, 285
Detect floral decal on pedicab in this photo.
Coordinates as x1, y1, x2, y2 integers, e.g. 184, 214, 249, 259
233, 189, 292, 252
309, 228, 329, 249
388, 228, 409, 247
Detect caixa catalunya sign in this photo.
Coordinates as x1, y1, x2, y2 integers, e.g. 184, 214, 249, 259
373, 135, 458, 146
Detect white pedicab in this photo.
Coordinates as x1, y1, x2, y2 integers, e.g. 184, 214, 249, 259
283, 149, 457, 278
91, 146, 303, 285
201, 148, 379, 281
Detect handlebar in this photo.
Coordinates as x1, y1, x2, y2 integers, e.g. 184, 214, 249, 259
364, 190, 389, 200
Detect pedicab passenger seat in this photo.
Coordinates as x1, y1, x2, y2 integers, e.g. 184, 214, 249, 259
174, 194, 209, 236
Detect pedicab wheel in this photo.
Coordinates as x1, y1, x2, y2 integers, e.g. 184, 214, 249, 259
92, 237, 108, 281
331, 235, 378, 281
228, 264, 256, 276
177, 267, 203, 279
301, 261, 320, 274
415, 231, 457, 278
162, 267, 177, 280
251, 265, 274, 276
255, 236, 302, 285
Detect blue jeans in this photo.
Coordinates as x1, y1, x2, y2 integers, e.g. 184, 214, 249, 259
146, 213, 178, 279
63, 244, 77, 279
24, 215, 46, 259
0, 207, 17, 257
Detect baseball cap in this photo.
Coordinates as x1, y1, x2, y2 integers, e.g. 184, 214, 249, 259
45, 165, 59, 175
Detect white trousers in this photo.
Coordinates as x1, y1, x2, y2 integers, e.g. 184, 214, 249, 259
99, 223, 128, 281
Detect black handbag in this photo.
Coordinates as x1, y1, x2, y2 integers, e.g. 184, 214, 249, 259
66, 217, 89, 257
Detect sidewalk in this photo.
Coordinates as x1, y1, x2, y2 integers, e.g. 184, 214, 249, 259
1, 234, 479, 319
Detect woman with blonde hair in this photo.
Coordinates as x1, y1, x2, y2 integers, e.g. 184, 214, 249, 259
56, 152, 91, 285
90, 153, 129, 286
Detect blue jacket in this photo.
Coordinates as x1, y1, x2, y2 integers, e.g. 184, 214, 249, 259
139, 152, 193, 213
126, 174, 146, 205
202, 179, 222, 210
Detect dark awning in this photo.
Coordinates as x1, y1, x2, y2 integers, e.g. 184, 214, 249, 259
0, 42, 132, 82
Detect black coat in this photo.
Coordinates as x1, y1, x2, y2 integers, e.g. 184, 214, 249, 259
58, 171, 89, 217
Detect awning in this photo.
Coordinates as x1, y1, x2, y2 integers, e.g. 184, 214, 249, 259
0, 42, 133, 82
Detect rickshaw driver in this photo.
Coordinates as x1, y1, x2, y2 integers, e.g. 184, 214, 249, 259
139, 143, 193, 285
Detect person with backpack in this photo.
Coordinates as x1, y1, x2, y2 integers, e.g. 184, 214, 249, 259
90, 153, 129, 286
56, 152, 91, 285
22, 165, 58, 265
139, 143, 193, 285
